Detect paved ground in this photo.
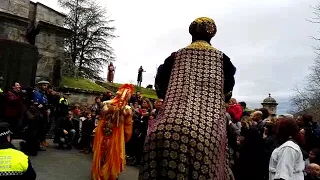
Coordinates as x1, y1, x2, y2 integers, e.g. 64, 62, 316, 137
12, 140, 139, 180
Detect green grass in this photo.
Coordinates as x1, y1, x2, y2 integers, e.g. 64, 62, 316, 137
60, 76, 106, 92
98, 82, 158, 100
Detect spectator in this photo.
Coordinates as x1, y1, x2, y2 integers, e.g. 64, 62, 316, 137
58, 92, 71, 118
79, 111, 95, 154
101, 92, 112, 102
269, 117, 304, 180
46, 85, 60, 139
259, 108, 270, 124
130, 91, 142, 105
262, 120, 277, 179
305, 148, 320, 175
4, 81, 23, 136
228, 98, 242, 122
297, 115, 320, 152
306, 163, 320, 180
33, 80, 50, 148
91, 97, 102, 115
234, 115, 265, 180
151, 99, 163, 115
73, 104, 81, 119
55, 111, 76, 149
239, 101, 250, 117
251, 111, 264, 137
33, 81, 49, 105
20, 101, 41, 156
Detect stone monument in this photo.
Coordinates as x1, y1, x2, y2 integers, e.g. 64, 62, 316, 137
0, 0, 71, 88
261, 93, 278, 115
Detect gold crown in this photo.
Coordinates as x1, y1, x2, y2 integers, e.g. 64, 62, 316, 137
194, 17, 215, 24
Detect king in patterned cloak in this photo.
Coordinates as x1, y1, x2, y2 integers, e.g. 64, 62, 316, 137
139, 17, 236, 180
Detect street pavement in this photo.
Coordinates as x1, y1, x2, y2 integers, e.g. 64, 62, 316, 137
12, 139, 139, 180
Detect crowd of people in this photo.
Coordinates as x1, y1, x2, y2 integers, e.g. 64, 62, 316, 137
0, 80, 161, 159
1, 79, 320, 180
226, 98, 320, 180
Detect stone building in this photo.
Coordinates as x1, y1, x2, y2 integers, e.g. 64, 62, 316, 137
0, 0, 71, 87
261, 94, 278, 115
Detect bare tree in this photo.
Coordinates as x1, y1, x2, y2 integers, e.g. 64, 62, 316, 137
291, 4, 320, 120
291, 57, 320, 121
59, 0, 116, 79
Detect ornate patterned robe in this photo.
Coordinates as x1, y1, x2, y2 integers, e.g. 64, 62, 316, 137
140, 41, 236, 180
92, 103, 133, 180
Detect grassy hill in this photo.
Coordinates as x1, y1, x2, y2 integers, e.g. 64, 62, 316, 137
97, 81, 158, 99
60, 76, 106, 92
60, 76, 158, 99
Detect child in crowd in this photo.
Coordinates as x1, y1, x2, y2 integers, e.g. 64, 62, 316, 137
131, 101, 140, 112
73, 104, 81, 118
79, 111, 95, 154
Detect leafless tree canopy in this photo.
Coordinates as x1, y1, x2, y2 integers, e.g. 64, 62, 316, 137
59, 0, 116, 79
291, 4, 320, 121
291, 56, 320, 121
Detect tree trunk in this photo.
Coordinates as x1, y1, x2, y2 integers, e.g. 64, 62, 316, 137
72, 0, 79, 64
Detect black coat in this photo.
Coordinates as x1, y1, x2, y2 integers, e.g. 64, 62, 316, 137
57, 117, 76, 132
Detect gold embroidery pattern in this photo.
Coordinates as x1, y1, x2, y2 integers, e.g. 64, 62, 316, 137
139, 42, 228, 180
186, 41, 216, 50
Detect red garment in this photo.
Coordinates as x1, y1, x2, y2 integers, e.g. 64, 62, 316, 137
73, 109, 81, 116
4, 90, 23, 118
228, 104, 243, 122
138, 108, 147, 115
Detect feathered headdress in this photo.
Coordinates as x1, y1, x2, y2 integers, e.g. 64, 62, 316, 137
106, 84, 134, 108
101, 84, 134, 127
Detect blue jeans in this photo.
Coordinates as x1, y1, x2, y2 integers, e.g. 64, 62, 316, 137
60, 129, 76, 146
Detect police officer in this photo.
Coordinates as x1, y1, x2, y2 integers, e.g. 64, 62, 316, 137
0, 122, 36, 179
58, 92, 70, 118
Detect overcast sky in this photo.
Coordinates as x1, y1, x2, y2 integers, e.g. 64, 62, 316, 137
32, 0, 319, 110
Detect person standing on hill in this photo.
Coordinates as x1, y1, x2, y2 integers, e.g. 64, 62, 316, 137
107, 62, 115, 83
137, 66, 145, 87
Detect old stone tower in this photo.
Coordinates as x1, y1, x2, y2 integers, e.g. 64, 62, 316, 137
0, 0, 71, 86
261, 94, 278, 115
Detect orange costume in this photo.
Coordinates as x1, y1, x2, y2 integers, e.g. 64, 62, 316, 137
91, 84, 134, 180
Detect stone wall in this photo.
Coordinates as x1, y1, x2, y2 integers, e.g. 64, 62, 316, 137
65, 92, 98, 108
0, 21, 28, 43
58, 88, 102, 108
0, 0, 71, 84
0, 0, 30, 18
34, 3, 68, 80
35, 3, 65, 27
35, 30, 65, 79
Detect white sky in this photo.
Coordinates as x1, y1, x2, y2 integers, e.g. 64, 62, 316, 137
32, 0, 319, 110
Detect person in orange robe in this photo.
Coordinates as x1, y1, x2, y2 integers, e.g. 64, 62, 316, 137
91, 84, 134, 180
